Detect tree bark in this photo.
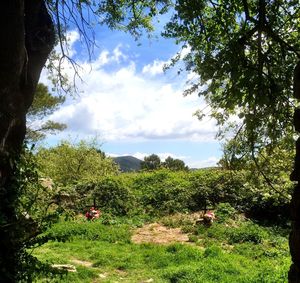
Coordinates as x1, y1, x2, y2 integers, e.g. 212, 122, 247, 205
289, 61, 300, 282
0, 1, 55, 281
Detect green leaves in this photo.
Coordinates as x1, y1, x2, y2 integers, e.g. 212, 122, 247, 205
26, 83, 66, 143
164, 0, 300, 149
36, 140, 119, 186
94, 0, 171, 38
141, 154, 162, 170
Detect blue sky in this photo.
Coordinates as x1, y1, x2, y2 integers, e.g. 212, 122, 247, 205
39, 23, 223, 168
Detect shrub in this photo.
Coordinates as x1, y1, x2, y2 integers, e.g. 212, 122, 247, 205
36, 140, 119, 186
227, 222, 268, 244
66, 167, 290, 221
215, 203, 237, 223
132, 170, 191, 215
76, 177, 134, 216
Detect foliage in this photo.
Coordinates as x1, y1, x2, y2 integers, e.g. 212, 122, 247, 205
36, 140, 119, 186
218, 137, 294, 219
136, 170, 192, 215
141, 154, 162, 171
163, 156, 189, 171
164, 0, 300, 151
227, 222, 268, 244
75, 177, 134, 216
0, 146, 63, 282
69, 168, 291, 219
187, 169, 249, 212
215, 203, 237, 223
26, 83, 66, 143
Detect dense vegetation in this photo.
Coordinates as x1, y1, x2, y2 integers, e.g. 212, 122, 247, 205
37, 162, 292, 221
1, 1, 299, 281
9, 139, 291, 282
32, 204, 290, 282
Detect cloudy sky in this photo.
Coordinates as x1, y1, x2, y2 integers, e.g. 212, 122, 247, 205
40, 22, 222, 168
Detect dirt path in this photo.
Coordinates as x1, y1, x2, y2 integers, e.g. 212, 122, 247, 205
131, 223, 190, 244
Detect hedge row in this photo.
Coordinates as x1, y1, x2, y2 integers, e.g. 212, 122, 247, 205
70, 169, 292, 219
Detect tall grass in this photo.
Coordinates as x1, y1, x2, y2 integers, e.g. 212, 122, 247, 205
33, 217, 290, 282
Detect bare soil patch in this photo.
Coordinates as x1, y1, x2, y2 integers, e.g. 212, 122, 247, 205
131, 223, 189, 244
71, 259, 94, 267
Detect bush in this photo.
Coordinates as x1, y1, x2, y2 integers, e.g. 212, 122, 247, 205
65, 167, 290, 221
36, 140, 119, 186
215, 203, 237, 223
227, 222, 268, 244
131, 170, 191, 215
75, 177, 134, 216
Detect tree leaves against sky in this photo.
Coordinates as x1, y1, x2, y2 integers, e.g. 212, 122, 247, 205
164, 0, 300, 152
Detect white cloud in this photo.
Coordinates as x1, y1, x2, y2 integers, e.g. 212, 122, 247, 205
95, 45, 128, 68
142, 60, 166, 76
44, 39, 218, 144
66, 30, 80, 57
97, 50, 110, 66
112, 45, 128, 62
188, 157, 219, 168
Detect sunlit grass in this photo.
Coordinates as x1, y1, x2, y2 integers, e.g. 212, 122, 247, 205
33, 218, 290, 282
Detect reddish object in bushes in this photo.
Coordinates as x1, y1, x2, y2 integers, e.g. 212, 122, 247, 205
85, 207, 101, 220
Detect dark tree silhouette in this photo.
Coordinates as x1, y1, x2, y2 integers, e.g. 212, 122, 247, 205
0, 2, 55, 281
141, 154, 161, 170
0, 1, 170, 281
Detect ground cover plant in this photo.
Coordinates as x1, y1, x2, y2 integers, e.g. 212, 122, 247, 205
32, 204, 290, 282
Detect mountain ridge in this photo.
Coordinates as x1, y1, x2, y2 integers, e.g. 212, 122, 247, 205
113, 155, 142, 172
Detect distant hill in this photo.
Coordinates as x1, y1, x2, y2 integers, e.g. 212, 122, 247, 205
113, 156, 142, 172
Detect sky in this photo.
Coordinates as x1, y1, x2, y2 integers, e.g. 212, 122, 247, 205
39, 20, 223, 168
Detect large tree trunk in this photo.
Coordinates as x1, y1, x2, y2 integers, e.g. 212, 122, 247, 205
289, 62, 300, 282
0, 1, 55, 281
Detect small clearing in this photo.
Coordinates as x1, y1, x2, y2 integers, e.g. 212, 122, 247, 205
131, 223, 189, 244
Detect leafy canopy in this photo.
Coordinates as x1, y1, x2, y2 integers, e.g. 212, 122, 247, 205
36, 140, 119, 186
141, 154, 162, 170
26, 83, 66, 143
164, 0, 300, 150
163, 156, 188, 171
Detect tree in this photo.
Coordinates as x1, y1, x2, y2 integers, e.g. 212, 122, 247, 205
163, 156, 188, 171
141, 154, 161, 170
36, 140, 119, 186
0, 3, 56, 281
26, 83, 66, 143
164, 1, 299, 280
218, 136, 294, 211
165, 1, 298, 150
0, 1, 170, 281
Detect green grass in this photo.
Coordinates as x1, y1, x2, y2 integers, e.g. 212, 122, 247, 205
32, 218, 290, 282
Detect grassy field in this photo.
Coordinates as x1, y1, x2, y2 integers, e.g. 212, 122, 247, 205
32, 212, 290, 283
